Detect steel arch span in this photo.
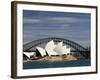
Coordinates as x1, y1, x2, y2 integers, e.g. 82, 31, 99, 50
23, 37, 87, 51
23, 37, 89, 58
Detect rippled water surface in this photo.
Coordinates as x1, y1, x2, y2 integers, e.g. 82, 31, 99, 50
23, 59, 90, 69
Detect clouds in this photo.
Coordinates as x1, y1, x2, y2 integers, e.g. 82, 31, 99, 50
23, 16, 89, 25
23, 10, 90, 47
23, 18, 41, 24
46, 17, 81, 24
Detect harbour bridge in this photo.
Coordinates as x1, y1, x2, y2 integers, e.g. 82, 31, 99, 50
23, 37, 90, 58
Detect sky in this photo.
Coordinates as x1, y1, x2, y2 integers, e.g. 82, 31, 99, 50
23, 10, 90, 47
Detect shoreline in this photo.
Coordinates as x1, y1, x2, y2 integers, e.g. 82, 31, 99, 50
23, 55, 78, 63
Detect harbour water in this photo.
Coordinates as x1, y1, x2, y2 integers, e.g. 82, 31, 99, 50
23, 59, 90, 69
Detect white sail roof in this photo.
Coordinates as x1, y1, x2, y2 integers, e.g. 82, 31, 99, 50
23, 52, 35, 58
54, 42, 71, 55
62, 46, 70, 54
46, 49, 58, 56
62, 45, 67, 54
34, 40, 71, 56
45, 40, 56, 50
54, 41, 63, 55
66, 48, 70, 54
36, 47, 46, 56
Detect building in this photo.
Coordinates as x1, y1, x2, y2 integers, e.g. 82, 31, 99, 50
35, 40, 71, 57
23, 52, 36, 60
23, 40, 71, 60
45, 40, 58, 56
36, 47, 47, 57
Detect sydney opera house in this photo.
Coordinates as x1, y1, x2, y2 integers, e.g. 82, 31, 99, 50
23, 40, 77, 61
